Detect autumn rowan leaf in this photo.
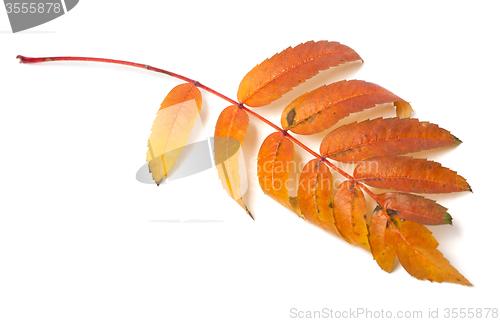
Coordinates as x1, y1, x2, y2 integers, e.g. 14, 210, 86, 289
333, 180, 370, 250
282, 80, 411, 135
214, 105, 252, 219
354, 156, 471, 193
320, 118, 460, 162
146, 83, 202, 184
237, 41, 362, 107
20, 40, 473, 286
257, 132, 300, 215
369, 207, 472, 286
376, 192, 452, 225
297, 159, 338, 235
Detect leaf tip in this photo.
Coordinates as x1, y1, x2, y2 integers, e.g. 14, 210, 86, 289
395, 101, 413, 119
445, 213, 453, 225
374, 258, 394, 274
246, 206, 255, 220
452, 276, 473, 287
235, 198, 254, 220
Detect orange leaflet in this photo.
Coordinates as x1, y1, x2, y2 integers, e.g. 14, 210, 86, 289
214, 105, 252, 219
354, 156, 471, 193
369, 207, 472, 286
281, 80, 411, 135
369, 207, 398, 273
237, 41, 361, 107
257, 132, 299, 215
376, 192, 452, 225
146, 83, 202, 184
297, 159, 338, 235
333, 180, 370, 250
320, 118, 460, 162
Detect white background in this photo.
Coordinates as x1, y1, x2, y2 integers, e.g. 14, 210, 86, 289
1, 1, 499, 321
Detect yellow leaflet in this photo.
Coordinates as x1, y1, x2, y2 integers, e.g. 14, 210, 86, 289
146, 83, 202, 184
